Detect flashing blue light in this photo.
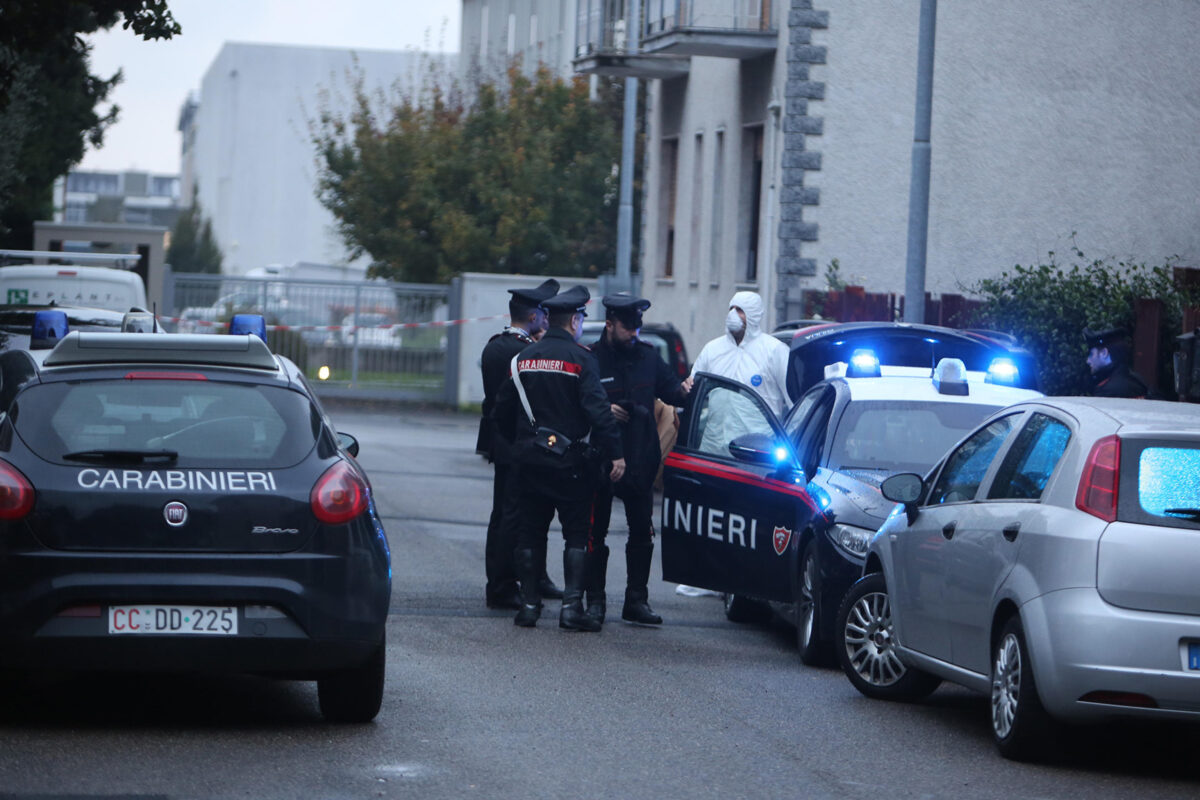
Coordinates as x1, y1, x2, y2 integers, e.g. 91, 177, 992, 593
229, 313, 268, 341
986, 357, 1019, 385
806, 481, 832, 511
31, 310, 69, 350
924, 337, 939, 344
774, 446, 789, 462
847, 348, 882, 377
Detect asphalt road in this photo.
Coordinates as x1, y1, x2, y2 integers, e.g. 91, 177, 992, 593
1, 404, 1198, 799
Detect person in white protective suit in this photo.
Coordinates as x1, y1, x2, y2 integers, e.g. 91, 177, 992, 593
690, 291, 791, 452
675, 291, 792, 598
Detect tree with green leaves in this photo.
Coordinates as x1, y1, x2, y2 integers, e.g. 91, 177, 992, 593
969, 243, 1198, 395
312, 61, 624, 283
0, 1, 180, 247
167, 188, 222, 274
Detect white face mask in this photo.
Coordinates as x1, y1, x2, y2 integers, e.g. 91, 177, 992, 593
725, 309, 744, 335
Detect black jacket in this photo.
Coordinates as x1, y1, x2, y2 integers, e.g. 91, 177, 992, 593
476, 327, 536, 463
591, 334, 688, 489
494, 327, 623, 471
1090, 362, 1153, 399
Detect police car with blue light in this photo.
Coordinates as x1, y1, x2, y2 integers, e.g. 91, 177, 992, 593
0, 311, 391, 722
660, 348, 1040, 666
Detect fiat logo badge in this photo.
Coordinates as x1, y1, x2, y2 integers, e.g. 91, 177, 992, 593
163, 501, 188, 527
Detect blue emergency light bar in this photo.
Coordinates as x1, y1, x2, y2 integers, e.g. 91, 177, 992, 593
229, 314, 268, 342
847, 348, 882, 378
31, 310, 69, 350
985, 357, 1020, 386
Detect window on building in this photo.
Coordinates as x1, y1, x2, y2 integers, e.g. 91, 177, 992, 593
709, 130, 725, 286
690, 132, 705, 286
507, 13, 516, 55
480, 3, 489, 60
738, 125, 764, 283
659, 137, 679, 279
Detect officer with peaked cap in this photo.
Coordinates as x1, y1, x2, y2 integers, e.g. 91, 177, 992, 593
1084, 326, 1153, 398
477, 278, 563, 609
494, 285, 625, 631
584, 293, 691, 626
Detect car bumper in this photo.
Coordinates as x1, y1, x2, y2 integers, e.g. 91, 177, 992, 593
0, 546, 390, 676
1022, 587, 1200, 722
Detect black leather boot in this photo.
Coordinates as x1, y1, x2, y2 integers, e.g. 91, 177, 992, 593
584, 544, 609, 624
622, 542, 663, 625
534, 539, 563, 599
560, 548, 601, 632
513, 548, 542, 628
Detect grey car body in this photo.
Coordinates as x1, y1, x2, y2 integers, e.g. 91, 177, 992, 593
846, 397, 1200, 755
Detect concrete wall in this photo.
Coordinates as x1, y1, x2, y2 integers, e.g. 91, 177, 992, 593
804, 0, 1200, 295
190, 43, 450, 276
461, 0, 580, 79
455, 272, 599, 407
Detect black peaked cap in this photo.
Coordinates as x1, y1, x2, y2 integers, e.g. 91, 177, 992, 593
602, 292, 651, 325
1083, 326, 1129, 348
508, 278, 560, 306
542, 285, 591, 315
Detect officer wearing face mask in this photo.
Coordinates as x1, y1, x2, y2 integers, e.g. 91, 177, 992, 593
583, 294, 692, 627
690, 291, 791, 416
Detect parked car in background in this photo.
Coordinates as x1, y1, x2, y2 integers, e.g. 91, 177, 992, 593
784, 321, 1040, 398
0, 265, 147, 313
340, 312, 401, 350
579, 321, 689, 380
838, 397, 1200, 760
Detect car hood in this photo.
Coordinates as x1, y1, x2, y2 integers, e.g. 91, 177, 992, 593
818, 468, 898, 528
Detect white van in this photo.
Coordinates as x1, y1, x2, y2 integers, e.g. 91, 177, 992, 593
0, 265, 148, 313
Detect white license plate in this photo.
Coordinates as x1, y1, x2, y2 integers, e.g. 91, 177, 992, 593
108, 605, 237, 635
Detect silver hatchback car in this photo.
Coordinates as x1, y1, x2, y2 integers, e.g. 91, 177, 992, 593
836, 397, 1200, 760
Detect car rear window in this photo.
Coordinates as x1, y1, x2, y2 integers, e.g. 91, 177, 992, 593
1122, 441, 1200, 530
11, 379, 320, 468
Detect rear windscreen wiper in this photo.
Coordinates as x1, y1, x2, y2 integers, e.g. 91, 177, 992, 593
63, 449, 179, 464
1164, 508, 1200, 521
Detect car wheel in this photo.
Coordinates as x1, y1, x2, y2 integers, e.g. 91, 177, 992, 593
723, 593, 769, 623
992, 616, 1057, 761
836, 572, 940, 701
318, 642, 385, 723
795, 539, 832, 666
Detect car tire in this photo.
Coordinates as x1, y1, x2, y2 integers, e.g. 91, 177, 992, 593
992, 616, 1057, 761
795, 539, 832, 666
836, 572, 940, 701
318, 642, 385, 723
723, 593, 770, 624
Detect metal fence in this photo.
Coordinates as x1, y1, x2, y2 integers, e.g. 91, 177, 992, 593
162, 272, 451, 402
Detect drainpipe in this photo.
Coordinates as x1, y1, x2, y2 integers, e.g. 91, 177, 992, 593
763, 96, 782, 327
615, 0, 642, 295
903, 0, 937, 324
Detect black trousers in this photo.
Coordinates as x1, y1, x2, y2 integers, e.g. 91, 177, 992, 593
484, 461, 521, 596
589, 478, 654, 551
515, 464, 595, 551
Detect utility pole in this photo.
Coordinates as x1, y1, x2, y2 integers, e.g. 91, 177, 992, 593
614, 0, 642, 296
903, 0, 937, 323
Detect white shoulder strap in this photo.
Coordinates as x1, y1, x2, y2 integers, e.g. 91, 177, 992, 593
510, 354, 537, 426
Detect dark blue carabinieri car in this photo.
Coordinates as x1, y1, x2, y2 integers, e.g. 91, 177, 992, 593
0, 329, 390, 721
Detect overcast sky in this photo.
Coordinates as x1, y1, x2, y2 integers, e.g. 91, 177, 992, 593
80, 0, 462, 174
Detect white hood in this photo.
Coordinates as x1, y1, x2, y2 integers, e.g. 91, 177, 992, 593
729, 291, 764, 340
690, 291, 792, 418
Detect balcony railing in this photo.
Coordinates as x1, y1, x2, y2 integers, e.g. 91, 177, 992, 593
574, 0, 690, 78
645, 0, 775, 36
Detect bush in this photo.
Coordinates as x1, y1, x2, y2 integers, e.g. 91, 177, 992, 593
968, 244, 1197, 396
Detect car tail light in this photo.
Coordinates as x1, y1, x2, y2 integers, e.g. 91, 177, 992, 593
310, 460, 368, 524
1076, 435, 1120, 523
0, 459, 34, 520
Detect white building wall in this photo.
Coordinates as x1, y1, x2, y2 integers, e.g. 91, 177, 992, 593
805, 0, 1200, 295
191, 43, 446, 276
461, 0, 579, 79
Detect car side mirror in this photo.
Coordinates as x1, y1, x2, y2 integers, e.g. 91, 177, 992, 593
337, 431, 360, 458
881, 472, 924, 525
728, 432, 784, 467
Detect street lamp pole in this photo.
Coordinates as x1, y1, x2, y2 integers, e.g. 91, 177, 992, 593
615, 0, 642, 295
903, 0, 937, 323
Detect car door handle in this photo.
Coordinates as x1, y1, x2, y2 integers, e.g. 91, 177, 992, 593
1002, 523, 1020, 542
942, 521, 957, 539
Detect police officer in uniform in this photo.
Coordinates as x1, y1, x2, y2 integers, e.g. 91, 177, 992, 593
494, 285, 626, 631
477, 278, 563, 609
1084, 326, 1154, 398
586, 294, 691, 626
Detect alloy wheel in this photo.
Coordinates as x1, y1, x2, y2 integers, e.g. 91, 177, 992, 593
992, 632, 1021, 739
843, 591, 905, 687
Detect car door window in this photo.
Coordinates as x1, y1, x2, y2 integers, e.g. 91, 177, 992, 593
928, 414, 1020, 505
988, 413, 1071, 500
692, 382, 776, 460
784, 385, 826, 442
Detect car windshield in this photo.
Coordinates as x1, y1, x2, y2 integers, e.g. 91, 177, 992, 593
829, 401, 1000, 474
12, 379, 321, 468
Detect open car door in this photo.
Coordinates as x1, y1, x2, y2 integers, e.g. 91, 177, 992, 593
660, 372, 818, 601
